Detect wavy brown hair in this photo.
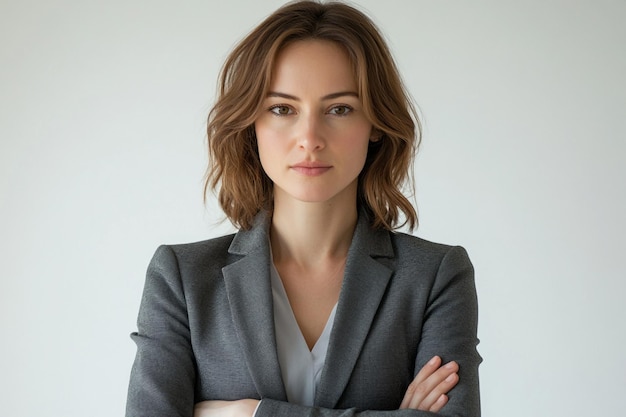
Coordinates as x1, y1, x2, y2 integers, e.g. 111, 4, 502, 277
205, 0, 420, 230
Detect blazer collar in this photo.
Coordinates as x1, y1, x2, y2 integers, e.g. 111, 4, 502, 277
223, 209, 395, 406
222, 210, 287, 400
315, 209, 394, 408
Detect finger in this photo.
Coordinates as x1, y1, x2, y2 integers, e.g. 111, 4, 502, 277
413, 355, 442, 385
409, 363, 458, 410
408, 371, 458, 411
421, 372, 458, 410
429, 394, 448, 413
399, 356, 441, 408
406, 361, 459, 410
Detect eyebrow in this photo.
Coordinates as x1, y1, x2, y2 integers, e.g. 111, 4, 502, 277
266, 91, 359, 101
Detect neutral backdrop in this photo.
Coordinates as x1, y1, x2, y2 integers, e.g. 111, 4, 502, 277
1, 1, 624, 416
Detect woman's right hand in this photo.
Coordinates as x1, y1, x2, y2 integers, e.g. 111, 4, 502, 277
399, 356, 459, 412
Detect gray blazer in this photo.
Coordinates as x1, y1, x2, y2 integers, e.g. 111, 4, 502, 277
126, 211, 481, 417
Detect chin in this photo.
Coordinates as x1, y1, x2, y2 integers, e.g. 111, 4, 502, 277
277, 188, 335, 204
294, 194, 335, 204
275, 182, 357, 206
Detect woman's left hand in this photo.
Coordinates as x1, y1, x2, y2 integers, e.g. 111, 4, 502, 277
194, 399, 259, 417
399, 355, 459, 412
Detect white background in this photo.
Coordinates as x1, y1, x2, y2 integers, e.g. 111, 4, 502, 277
1, 1, 624, 416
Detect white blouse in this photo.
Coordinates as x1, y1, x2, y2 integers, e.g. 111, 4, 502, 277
270, 262, 337, 406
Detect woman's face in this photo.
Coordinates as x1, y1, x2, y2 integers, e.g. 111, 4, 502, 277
255, 40, 374, 207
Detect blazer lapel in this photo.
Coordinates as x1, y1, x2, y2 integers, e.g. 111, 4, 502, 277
221, 211, 287, 401
315, 212, 394, 408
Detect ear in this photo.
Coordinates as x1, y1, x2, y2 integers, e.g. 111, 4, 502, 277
369, 129, 382, 142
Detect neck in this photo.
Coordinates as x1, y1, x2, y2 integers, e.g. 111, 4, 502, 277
270, 196, 358, 269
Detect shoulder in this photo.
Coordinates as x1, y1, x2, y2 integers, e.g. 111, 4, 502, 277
150, 233, 239, 272
384, 232, 476, 313
387, 231, 472, 271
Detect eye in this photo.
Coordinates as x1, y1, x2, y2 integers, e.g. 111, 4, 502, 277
269, 105, 294, 116
328, 105, 353, 116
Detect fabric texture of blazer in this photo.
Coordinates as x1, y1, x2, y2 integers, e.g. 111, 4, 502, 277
126, 210, 481, 417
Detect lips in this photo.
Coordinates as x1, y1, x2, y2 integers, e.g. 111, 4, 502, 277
290, 161, 332, 176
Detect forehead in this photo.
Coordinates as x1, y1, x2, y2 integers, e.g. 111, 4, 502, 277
269, 39, 357, 93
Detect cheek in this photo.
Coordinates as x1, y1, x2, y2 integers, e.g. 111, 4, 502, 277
255, 125, 278, 175
342, 126, 373, 156
349, 129, 374, 172
255, 120, 283, 146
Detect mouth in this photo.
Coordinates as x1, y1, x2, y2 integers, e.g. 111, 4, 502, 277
290, 161, 332, 176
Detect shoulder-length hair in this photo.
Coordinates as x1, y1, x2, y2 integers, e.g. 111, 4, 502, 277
205, 0, 420, 230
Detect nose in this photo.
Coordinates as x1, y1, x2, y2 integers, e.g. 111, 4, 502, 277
296, 113, 325, 152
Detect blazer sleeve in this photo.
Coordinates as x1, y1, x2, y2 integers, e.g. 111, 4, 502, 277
126, 245, 196, 417
253, 246, 481, 417
412, 245, 481, 416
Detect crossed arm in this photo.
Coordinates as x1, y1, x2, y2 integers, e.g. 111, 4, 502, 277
194, 355, 460, 417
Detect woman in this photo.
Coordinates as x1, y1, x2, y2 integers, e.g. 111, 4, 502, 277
126, 1, 481, 417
